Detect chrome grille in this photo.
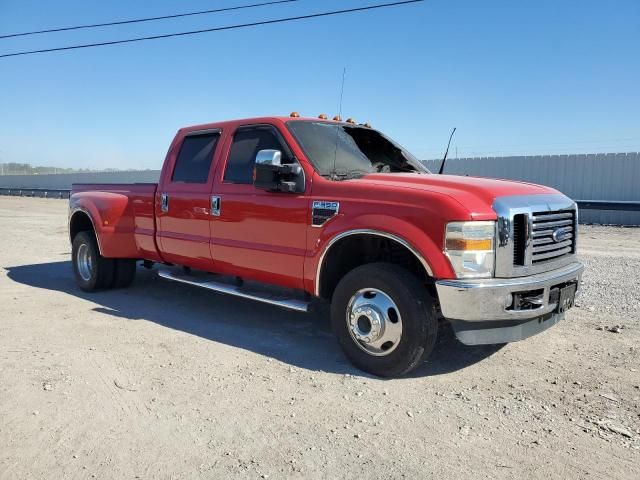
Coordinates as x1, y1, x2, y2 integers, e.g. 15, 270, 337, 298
494, 194, 578, 278
512, 213, 526, 266
530, 210, 575, 264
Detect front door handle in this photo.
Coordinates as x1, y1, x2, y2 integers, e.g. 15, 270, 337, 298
211, 196, 221, 216
160, 193, 169, 213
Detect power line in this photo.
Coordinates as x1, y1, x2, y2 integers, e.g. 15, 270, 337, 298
0, 0, 424, 59
0, 0, 298, 39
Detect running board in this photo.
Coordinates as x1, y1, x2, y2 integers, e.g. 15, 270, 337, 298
158, 270, 310, 312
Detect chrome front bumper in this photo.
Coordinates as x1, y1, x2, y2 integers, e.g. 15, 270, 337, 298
435, 261, 584, 322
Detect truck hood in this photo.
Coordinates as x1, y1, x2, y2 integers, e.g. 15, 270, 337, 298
355, 173, 559, 219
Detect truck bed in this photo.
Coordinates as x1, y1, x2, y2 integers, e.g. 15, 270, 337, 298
69, 182, 160, 261
71, 182, 157, 195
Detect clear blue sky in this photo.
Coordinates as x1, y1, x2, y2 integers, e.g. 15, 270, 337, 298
1, 0, 639, 170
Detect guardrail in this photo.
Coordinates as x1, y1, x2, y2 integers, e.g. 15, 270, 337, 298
575, 200, 640, 212
0, 187, 71, 199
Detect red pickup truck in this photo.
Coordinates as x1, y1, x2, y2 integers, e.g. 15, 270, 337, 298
69, 114, 584, 376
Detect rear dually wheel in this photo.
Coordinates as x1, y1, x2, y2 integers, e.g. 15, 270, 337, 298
72, 231, 114, 291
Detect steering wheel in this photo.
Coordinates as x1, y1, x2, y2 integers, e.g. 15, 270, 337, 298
372, 162, 391, 173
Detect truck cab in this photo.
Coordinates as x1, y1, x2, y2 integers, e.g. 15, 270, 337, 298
68, 114, 584, 377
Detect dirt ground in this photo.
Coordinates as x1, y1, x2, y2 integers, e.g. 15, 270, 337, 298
0, 196, 638, 479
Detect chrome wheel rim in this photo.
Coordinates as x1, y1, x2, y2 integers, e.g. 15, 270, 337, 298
76, 243, 93, 281
346, 288, 403, 356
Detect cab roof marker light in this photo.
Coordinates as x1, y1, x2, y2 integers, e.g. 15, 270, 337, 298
290, 111, 300, 118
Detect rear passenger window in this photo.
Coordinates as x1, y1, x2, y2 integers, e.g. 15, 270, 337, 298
224, 126, 290, 184
171, 133, 220, 183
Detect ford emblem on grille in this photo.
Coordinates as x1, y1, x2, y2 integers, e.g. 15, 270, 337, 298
552, 226, 572, 243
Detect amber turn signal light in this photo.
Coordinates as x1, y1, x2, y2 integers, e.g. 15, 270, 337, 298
445, 238, 493, 251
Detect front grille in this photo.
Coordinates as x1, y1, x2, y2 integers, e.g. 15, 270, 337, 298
530, 210, 575, 264
494, 194, 577, 277
512, 213, 527, 266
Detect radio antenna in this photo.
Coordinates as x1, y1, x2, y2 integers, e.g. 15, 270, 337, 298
331, 67, 347, 179
438, 127, 456, 174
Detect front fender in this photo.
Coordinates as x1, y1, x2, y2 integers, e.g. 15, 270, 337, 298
305, 213, 456, 295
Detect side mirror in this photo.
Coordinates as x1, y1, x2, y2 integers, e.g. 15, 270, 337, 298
256, 149, 282, 167
253, 149, 303, 193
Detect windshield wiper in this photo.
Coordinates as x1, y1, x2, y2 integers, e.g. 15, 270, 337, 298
330, 169, 372, 180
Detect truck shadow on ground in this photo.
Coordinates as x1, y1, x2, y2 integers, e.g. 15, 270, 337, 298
7, 261, 504, 378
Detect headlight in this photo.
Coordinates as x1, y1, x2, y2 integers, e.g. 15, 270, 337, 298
444, 221, 495, 278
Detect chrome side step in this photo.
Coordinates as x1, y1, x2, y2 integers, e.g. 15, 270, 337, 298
158, 270, 310, 312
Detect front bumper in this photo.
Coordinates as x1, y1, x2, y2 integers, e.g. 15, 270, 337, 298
435, 262, 584, 344
435, 261, 584, 322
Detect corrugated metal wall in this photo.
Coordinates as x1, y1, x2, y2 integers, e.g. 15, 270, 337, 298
1, 153, 639, 224
0, 170, 161, 189
423, 152, 640, 225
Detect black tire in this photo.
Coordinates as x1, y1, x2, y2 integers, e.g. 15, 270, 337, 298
113, 259, 137, 288
71, 231, 115, 291
330, 262, 438, 377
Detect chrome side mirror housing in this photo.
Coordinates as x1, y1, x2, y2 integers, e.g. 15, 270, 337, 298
255, 149, 282, 167
254, 149, 303, 193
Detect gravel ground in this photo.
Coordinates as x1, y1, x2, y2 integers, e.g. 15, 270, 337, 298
0, 197, 638, 479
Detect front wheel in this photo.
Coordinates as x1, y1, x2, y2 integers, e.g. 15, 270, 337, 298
330, 263, 438, 377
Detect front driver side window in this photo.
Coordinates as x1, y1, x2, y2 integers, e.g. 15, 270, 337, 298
224, 126, 293, 184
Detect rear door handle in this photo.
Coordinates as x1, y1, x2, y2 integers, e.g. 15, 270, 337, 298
160, 193, 169, 213
211, 196, 221, 216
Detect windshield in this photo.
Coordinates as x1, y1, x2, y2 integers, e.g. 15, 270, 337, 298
287, 121, 429, 179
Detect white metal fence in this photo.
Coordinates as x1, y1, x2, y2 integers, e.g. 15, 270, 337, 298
0, 170, 161, 189
423, 152, 640, 225
1, 153, 639, 224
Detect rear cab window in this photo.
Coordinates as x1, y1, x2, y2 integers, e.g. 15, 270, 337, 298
172, 132, 220, 183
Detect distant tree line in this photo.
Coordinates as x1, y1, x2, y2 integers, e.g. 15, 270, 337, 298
0, 163, 135, 175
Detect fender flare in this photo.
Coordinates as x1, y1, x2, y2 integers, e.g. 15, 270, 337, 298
69, 207, 103, 255
314, 228, 435, 296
